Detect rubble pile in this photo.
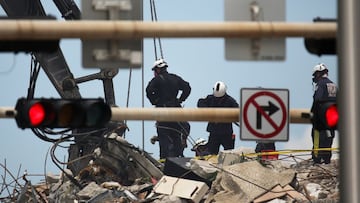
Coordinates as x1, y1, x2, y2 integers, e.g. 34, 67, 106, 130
0, 138, 340, 203
290, 158, 340, 202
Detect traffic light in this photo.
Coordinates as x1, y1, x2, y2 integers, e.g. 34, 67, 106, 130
315, 101, 338, 130
304, 17, 336, 56
15, 98, 111, 129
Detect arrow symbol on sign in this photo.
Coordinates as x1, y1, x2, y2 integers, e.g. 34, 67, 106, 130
256, 101, 279, 129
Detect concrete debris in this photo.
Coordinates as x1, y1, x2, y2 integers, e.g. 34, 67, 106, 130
0, 141, 340, 202
77, 181, 107, 200
163, 157, 214, 187
217, 147, 256, 166
290, 158, 340, 202
253, 184, 307, 203
189, 159, 219, 180
205, 160, 297, 203
153, 175, 209, 203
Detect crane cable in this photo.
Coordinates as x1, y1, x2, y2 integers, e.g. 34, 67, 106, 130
150, 0, 164, 60
123, 65, 133, 139
143, 0, 165, 151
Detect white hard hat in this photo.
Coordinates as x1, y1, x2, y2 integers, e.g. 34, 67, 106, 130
213, 81, 227, 97
195, 138, 208, 146
312, 63, 328, 76
152, 59, 168, 70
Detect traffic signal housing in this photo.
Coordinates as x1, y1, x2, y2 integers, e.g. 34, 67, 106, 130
304, 17, 336, 56
15, 98, 111, 129
314, 101, 338, 130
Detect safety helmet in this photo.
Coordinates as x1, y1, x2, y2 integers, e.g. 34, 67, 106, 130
213, 81, 227, 97
152, 59, 168, 70
194, 138, 208, 146
312, 63, 328, 76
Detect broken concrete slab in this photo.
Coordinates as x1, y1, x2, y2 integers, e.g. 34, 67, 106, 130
189, 158, 219, 181
93, 136, 164, 185
206, 160, 296, 203
77, 181, 107, 200
253, 184, 307, 203
217, 147, 255, 166
253, 185, 287, 203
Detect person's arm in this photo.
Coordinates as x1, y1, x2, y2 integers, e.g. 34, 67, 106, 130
177, 77, 191, 103
146, 79, 159, 105
229, 95, 239, 107
197, 95, 211, 107
223, 94, 239, 108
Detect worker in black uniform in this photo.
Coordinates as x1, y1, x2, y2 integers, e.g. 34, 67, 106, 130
146, 59, 191, 159
311, 63, 337, 164
197, 81, 239, 155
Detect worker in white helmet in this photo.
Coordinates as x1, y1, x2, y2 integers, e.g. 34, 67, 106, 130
311, 63, 337, 164
197, 81, 239, 155
146, 59, 191, 159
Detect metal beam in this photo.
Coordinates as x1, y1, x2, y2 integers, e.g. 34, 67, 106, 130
0, 107, 311, 124
0, 20, 336, 40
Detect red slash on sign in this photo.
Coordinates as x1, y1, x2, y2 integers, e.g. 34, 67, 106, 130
243, 91, 287, 138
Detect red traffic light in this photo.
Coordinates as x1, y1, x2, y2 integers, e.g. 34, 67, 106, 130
325, 104, 338, 129
316, 101, 338, 130
15, 98, 111, 129
28, 102, 46, 126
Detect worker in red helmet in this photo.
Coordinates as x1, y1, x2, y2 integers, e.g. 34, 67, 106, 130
311, 63, 337, 164
197, 81, 239, 155
146, 59, 191, 159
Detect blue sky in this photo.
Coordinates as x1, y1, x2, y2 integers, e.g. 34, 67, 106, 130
0, 0, 337, 183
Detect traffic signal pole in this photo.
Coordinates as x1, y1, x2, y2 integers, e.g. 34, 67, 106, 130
0, 20, 335, 40
0, 106, 311, 124
111, 107, 311, 124
339, 1, 360, 202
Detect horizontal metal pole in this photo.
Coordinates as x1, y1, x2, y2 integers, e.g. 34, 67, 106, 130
0, 20, 336, 40
111, 107, 311, 124
0, 107, 310, 124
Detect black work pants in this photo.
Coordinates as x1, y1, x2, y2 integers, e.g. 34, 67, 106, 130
311, 128, 335, 164
157, 122, 184, 159
207, 132, 235, 155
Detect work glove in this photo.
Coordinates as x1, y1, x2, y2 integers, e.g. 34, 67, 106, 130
150, 135, 159, 144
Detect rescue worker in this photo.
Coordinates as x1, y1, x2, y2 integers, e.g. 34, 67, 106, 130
191, 138, 210, 157
311, 63, 337, 164
197, 81, 239, 155
146, 59, 191, 159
